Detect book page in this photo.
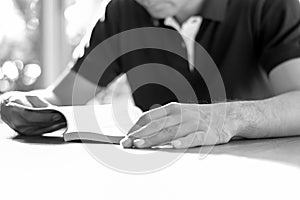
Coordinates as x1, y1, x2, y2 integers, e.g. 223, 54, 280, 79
55, 104, 143, 141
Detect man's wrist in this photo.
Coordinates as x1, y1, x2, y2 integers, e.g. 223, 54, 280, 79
228, 100, 267, 139
219, 102, 244, 139
208, 102, 247, 141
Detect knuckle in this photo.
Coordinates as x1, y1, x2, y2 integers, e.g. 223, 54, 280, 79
196, 132, 204, 141
152, 131, 172, 143
190, 120, 200, 131
163, 126, 178, 135
136, 116, 146, 127
151, 119, 159, 126
166, 102, 178, 110
157, 132, 171, 141
169, 102, 178, 106
167, 115, 177, 125
151, 120, 161, 130
142, 114, 151, 123
164, 126, 173, 133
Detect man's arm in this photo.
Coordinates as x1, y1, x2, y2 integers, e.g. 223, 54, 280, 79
234, 0, 300, 139
42, 69, 102, 106
19, 68, 103, 107
235, 58, 300, 139
122, 59, 300, 148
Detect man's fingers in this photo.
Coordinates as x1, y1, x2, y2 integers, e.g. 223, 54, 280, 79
120, 137, 133, 148
128, 114, 182, 138
131, 122, 201, 148
132, 126, 181, 148
128, 102, 182, 134
171, 129, 222, 149
128, 107, 167, 133
128, 114, 151, 134
171, 132, 204, 149
122, 123, 183, 149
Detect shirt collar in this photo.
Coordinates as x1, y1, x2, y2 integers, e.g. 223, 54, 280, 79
198, 0, 228, 22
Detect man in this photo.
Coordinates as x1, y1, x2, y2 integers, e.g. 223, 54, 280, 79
1, 0, 300, 149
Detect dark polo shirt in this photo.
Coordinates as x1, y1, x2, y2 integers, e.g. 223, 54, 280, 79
72, 0, 300, 111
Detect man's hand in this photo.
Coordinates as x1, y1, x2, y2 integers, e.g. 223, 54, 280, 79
121, 102, 242, 149
0, 91, 66, 136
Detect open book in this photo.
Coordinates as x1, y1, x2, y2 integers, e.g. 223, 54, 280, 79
39, 104, 142, 144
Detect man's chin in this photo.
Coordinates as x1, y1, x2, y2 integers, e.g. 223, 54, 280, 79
151, 14, 171, 19
148, 10, 173, 19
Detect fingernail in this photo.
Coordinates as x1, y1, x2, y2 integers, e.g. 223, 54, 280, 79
171, 140, 182, 148
52, 114, 61, 121
134, 139, 145, 147
121, 138, 132, 148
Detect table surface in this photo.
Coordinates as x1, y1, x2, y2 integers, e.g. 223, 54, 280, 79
1, 122, 300, 200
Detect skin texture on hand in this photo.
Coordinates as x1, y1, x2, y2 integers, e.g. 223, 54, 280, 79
121, 102, 242, 149
0, 92, 66, 136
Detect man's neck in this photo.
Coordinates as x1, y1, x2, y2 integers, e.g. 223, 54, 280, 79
175, 0, 205, 25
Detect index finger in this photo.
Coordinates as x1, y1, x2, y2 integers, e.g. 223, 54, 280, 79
128, 102, 181, 134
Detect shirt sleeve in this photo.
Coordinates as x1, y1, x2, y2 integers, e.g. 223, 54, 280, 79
71, 1, 122, 87
258, 0, 300, 74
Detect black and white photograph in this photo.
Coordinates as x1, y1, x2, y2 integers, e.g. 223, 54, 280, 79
1, 0, 300, 199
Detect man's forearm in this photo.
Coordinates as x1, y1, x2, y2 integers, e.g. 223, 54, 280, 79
230, 91, 300, 139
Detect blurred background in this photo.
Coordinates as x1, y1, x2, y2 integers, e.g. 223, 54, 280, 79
0, 0, 130, 104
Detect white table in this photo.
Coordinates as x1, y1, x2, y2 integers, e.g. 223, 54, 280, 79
1, 122, 300, 200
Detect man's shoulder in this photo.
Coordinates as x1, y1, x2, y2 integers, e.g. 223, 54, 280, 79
229, 0, 299, 10
243, 0, 299, 12
263, 0, 300, 12
227, 0, 300, 20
